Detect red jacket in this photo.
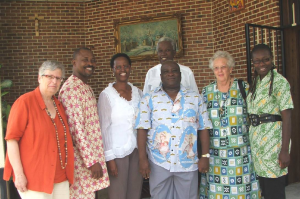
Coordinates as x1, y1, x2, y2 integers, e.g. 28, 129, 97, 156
3, 87, 74, 194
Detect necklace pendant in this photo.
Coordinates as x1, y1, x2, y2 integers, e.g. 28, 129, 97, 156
219, 107, 224, 115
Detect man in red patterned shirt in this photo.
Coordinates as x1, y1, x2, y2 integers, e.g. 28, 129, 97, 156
59, 47, 110, 199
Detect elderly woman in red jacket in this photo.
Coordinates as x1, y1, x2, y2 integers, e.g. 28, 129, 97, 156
3, 60, 74, 199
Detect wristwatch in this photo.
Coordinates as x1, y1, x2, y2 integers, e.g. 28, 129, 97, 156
202, 153, 210, 158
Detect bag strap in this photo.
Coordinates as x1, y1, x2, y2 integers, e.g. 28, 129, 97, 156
238, 79, 247, 104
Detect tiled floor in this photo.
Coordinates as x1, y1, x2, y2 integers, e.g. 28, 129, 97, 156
97, 182, 300, 199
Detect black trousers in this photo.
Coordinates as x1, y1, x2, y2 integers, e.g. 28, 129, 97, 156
258, 175, 286, 199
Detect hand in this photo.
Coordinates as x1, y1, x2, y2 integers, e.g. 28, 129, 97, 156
14, 173, 28, 192
278, 150, 290, 169
88, 162, 103, 179
139, 158, 150, 179
107, 160, 118, 177
198, 157, 209, 173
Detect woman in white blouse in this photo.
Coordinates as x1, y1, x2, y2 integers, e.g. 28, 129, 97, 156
97, 53, 143, 199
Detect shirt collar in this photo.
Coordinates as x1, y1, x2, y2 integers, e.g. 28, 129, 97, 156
258, 69, 273, 85
34, 86, 61, 110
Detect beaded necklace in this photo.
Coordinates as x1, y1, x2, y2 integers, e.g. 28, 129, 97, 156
217, 78, 232, 118
45, 98, 68, 169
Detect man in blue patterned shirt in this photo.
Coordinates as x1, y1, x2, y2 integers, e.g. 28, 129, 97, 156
136, 60, 213, 199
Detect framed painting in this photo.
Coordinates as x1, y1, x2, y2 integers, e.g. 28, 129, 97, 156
229, 0, 245, 13
114, 14, 183, 61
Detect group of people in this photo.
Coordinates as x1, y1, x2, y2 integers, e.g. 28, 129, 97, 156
3, 37, 293, 199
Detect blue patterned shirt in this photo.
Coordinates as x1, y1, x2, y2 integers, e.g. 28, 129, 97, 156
135, 85, 212, 172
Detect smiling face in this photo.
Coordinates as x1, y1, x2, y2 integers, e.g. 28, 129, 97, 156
160, 61, 181, 89
72, 49, 96, 83
213, 57, 232, 83
252, 49, 273, 79
38, 69, 63, 97
157, 41, 176, 64
113, 56, 131, 83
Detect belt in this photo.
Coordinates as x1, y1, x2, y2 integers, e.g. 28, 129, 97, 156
249, 114, 282, 126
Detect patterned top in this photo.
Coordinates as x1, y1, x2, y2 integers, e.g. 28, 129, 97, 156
59, 75, 110, 194
202, 79, 250, 149
135, 84, 212, 172
247, 70, 294, 178
200, 79, 261, 199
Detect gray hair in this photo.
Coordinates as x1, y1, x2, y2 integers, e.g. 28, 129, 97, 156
39, 60, 65, 78
156, 37, 176, 51
209, 51, 235, 70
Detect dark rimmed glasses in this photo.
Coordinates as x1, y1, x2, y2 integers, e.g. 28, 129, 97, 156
252, 57, 271, 65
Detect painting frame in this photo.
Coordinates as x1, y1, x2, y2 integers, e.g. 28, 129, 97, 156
114, 13, 183, 61
229, 0, 245, 13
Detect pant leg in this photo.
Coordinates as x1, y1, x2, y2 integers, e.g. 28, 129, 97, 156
108, 155, 129, 199
149, 160, 174, 199
52, 181, 69, 199
259, 175, 286, 199
126, 149, 143, 199
173, 170, 198, 199
18, 190, 52, 199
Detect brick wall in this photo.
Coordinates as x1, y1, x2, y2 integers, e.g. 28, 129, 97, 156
0, 0, 280, 104
84, 0, 214, 96
0, 1, 85, 103
212, 0, 281, 80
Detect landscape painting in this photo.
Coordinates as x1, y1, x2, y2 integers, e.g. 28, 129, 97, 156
114, 14, 183, 61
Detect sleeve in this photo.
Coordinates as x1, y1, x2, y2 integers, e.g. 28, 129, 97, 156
59, 85, 98, 168
188, 71, 199, 94
143, 71, 151, 95
274, 78, 294, 111
135, 94, 152, 130
197, 93, 213, 130
97, 92, 115, 161
5, 98, 28, 141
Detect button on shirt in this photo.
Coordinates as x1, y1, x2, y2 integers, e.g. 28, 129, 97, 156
135, 85, 212, 172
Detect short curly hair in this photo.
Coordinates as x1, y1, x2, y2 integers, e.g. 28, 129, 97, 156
39, 60, 65, 78
208, 51, 235, 70
110, 53, 131, 69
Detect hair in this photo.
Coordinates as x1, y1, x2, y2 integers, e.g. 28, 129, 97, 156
38, 60, 65, 78
249, 44, 275, 100
72, 47, 92, 59
250, 43, 273, 59
110, 53, 132, 69
208, 51, 235, 70
161, 60, 180, 71
156, 37, 176, 51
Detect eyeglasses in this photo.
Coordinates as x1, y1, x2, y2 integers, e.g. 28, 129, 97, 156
213, 66, 228, 71
252, 57, 271, 65
114, 65, 130, 70
42, 74, 64, 82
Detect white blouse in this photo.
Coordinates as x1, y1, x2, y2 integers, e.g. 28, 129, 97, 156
97, 82, 143, 161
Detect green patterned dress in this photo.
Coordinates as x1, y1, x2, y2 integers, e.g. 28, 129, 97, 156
246, 70, 294, 178
199, 79, 261, 199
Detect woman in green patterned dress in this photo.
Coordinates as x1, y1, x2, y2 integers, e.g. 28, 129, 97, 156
199, 51, 261, 199
247, 44, 293, 199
